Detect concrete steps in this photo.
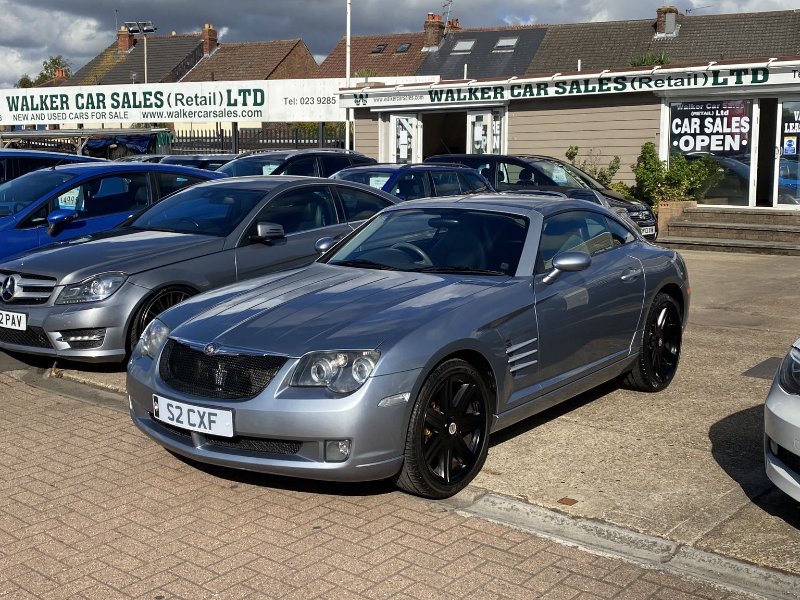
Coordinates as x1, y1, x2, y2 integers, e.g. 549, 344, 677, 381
660, 206, 800, 255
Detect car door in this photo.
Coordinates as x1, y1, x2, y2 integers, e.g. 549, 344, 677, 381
234, 184, 351, 281
533, 210, 645, 391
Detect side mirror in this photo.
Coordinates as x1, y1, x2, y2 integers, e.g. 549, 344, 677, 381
47, 209, 79, 236
250, 221, 285, 243
314, 237, 336, 254
542, 251, 591, 285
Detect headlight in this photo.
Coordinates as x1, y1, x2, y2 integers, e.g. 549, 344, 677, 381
779, 347, 800, 395
138, 318, 170, 360
292, 350, 380, 394
55, 272, 127, 304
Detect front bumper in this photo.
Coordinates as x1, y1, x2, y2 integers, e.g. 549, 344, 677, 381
764, 376, 800, 503
0, 282, 147, 362
128, 351, 422, 483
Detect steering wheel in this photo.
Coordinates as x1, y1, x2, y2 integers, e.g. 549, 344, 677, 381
177, 217, 200, 229
391, 242, 432, 265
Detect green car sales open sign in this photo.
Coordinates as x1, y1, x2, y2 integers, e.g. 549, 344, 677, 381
0, 80, 350, 125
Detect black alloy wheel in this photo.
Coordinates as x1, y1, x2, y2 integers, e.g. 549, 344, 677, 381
127, 286, 194, 354
395, 358, 491, 499
624, 292, 682, 392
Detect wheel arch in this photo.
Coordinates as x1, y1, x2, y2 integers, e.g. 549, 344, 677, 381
657, 282, 685, 320
124, 283, 199, 348
419, 346, 500, 414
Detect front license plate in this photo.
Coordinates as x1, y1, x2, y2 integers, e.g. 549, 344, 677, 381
640, 226, 656, 236
153, 394, 234, 437
0, 310, 26, 331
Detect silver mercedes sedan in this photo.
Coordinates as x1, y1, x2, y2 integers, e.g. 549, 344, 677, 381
0, 176, 396, 362
127, 194, 690, 499
765, 340, 800, 502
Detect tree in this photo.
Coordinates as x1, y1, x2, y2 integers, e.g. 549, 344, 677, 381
565, 146, 621, 187
15, 55, 73, 88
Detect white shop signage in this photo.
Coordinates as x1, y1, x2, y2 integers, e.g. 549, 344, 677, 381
340, 63, 800, 109
0, 77, 435, 126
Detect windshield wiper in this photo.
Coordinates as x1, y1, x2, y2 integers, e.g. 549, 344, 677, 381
330, 259, 394, 270
411, 265, 507, 276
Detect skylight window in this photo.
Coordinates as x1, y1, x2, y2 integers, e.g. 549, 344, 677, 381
452, 39, 475, 54
371, 44, 387, 54
494, 37, 519, 51
396, 42, 411, 53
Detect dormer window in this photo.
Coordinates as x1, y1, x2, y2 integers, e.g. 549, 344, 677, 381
452, 39, 476, 54
493, 37, 518, 52
396, 42, 411, 53
371, 44, 387, 54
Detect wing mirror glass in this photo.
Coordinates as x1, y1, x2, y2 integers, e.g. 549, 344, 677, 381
47, 209, 79, 236
543, 251, 591, 284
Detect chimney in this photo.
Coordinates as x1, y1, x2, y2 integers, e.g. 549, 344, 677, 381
446, 18, 461, 31
424, 13, 445, 48
117, 26, 135, 52
201, 23, 218, 55
656, 6, 679, 35
55, 68, 66, 79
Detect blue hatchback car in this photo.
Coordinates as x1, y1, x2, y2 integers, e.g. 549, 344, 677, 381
0, 162, 223, 261
0, 148, 102, 184
330, 163, 494, 200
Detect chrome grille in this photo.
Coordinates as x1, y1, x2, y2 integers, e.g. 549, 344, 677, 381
0, 270, 56, 305
159, 339, 288, 400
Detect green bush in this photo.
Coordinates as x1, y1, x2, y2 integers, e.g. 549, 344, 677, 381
565, 146, 620, 187
607, 181, 635, 200
631, 142, 723, 207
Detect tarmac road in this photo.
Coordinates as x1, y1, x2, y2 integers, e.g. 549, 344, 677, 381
4, 248, 800, 594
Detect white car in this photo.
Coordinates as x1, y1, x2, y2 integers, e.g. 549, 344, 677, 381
764, 339, 800, 502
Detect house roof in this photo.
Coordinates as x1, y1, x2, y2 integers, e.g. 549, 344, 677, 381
318, 32, 428, 78
69, 35, 204, 85
418, 28, 547, 80
182, 39, 311, 82
526, 9, 800, 76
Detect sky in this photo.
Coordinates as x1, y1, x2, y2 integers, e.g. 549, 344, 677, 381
1, 0, 797, 89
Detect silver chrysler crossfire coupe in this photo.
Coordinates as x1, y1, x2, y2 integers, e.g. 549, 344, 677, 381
127, 194, 690, 499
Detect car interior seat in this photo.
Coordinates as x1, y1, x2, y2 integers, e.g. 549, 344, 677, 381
428, 225, 487, 270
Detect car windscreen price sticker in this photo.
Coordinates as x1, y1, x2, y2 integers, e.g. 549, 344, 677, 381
152, 394, 233, 437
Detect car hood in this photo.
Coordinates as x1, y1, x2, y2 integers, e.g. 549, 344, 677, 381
169, 263, 503, 358
0, 229, 224, 284
601, 190, 649, 212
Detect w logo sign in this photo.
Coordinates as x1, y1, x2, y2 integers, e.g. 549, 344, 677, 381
353, 93, 369, 106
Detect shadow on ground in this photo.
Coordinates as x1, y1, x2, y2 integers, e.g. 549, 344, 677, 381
709, 404, 800, 528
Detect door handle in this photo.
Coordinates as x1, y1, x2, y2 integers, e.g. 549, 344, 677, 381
620, 268, 642, 282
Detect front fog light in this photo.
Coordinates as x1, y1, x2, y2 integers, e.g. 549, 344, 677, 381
325, 440, 351, 462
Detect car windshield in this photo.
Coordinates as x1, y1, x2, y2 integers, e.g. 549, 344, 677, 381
326, 208, 528, 276
332, 169, 394, 190
218, 157, 286, 176
129, 185, 266, 236
0, 170, 75, 216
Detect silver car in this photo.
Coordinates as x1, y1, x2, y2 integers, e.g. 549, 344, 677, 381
0, 176, 396, 362
765, 340, 800, 502
128, 194, 689, 499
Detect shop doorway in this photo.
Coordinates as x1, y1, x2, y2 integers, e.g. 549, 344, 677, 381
756, 98, 777, 207
421, 112, 467, 157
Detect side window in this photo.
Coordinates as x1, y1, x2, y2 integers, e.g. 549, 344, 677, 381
389, 172, 428, 200
496, 161, 525, 190
605, 215, 636, 246
251, 186, 337, 236
282, 157, 318, 176
430, 171, 462, 196
18, 157, 59, 177
52, 173, 150, 217
459, 172, 489, 193
319, 155, 352, 176
0, 159, 8, 183
536, 210, 621, 273
155, 172, 205, 199
338, 187, 393, 222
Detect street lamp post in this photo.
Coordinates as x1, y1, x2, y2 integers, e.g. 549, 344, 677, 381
345, 0, 351, 150
124, 21, 157, 83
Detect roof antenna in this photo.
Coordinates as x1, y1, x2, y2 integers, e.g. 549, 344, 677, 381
114, 8, 119, 32
443, 0, 454, 36
685, 5, 712, 14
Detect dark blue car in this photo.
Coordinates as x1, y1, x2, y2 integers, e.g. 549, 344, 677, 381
330, 163, 494, 200
0, 148, 103, 184
0, 162, 223, 260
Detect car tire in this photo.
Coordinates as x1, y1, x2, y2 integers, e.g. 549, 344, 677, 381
127, 286, 194, 355
623, 292, 682, 392
394, 358, 491, 499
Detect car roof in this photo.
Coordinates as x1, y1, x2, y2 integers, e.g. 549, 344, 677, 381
336, 163, 478, 172
45, 161, 223, 178
190, 174, 398, 199
0, 148, 101, 161
383, 192, 608, 217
